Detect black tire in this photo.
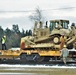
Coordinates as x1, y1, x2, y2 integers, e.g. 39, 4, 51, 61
34, 54, 44, 62
67, 43, 73, 49
20, 53, 27, 61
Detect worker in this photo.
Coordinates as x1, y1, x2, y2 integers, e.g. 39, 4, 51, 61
60, 34, 66, 50
1, 35, 7, 50
60, 45, 69, 65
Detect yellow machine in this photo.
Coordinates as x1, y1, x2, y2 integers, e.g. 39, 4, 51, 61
20, 19, 76, 62
21, 20, 76, 49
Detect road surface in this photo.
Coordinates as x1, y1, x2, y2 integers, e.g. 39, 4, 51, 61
0, 64, 76, 75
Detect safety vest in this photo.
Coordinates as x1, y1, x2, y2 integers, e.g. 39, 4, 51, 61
2, 37, 6, 44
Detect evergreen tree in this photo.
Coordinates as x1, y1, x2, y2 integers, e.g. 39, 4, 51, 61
12, 24, 20, 35
0, 26, 4, 37
5, 27, 12, 37
21, 28, 26, 37
25, 30, 29, 36
28, 29, 32, 36
0, 25, 31, 49
0, 26, 4, 49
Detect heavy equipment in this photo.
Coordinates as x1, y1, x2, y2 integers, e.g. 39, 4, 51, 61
21, 20, 76, 49
20, 19, 76, 62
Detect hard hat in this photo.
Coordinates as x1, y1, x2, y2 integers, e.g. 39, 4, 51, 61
63, 45, 66, 48
62, 33, 64, 36
3, 35, 6, 38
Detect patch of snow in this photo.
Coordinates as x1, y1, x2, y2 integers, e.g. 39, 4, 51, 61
0, 64, 76, 69
9, 48, 20, 50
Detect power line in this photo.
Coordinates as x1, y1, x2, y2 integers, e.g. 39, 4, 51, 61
0, 10, 35, 12
41, 7, 76, 12
46, 7, 76, 10
0, 7, 76, 12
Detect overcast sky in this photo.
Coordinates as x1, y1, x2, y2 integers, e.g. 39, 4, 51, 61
0, 0, 76, 31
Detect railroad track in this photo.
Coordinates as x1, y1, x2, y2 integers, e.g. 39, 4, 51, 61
0, 59, 76, 66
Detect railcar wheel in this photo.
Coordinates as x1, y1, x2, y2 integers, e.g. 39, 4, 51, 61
34, 54, 44, 62
20, 53, 27, 61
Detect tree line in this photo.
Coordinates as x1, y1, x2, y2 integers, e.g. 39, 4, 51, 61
0, 24, 32, 49
0, 7, 43, 50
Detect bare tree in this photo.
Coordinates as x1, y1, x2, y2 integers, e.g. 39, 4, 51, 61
29, 7, 44, 22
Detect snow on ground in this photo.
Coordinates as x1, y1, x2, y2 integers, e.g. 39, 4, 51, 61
0, 64, 76, 69
0, 73, 37, 75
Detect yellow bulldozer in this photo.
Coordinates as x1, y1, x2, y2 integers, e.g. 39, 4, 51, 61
21, 19, 76, 50
19, 19, 76, 62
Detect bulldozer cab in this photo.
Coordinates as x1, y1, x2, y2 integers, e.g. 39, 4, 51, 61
49, 20, 69, 33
